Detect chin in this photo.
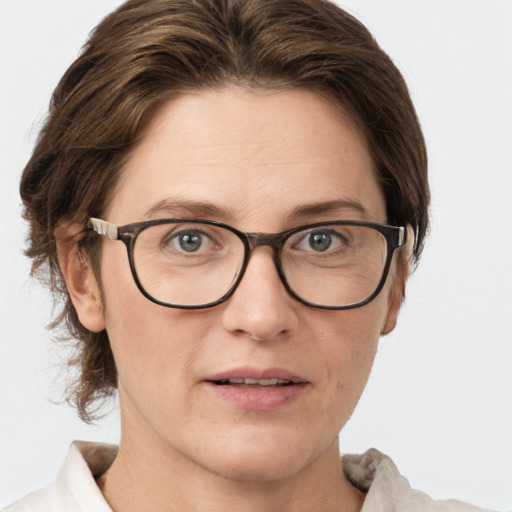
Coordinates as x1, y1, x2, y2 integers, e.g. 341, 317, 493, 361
196, 430, 323, 483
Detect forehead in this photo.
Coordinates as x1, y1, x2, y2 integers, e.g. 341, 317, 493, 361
106, 86, 385, 228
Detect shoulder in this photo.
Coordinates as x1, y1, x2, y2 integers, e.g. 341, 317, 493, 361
3, 442, 116, 512
342, 449, 494, 512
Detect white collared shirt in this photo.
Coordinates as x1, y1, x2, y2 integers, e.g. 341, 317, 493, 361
3, 441, 491, 511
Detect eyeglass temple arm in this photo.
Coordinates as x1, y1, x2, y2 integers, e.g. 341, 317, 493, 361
398, 225, 406, 246
88, 218, 120, 240
401, 224, 416, 260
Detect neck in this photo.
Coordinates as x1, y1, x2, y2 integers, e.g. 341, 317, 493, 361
98, 433, 364, 512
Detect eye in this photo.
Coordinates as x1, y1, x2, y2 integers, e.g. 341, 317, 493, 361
294, 229, 346, 253
164, 229, 214, 253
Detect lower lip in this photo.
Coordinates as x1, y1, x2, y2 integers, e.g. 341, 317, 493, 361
204, 382, 308, 410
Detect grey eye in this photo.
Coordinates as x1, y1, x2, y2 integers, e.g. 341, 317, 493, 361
178, 232, 203, 252
291, 228, 347, 254
308, 231, 332, 252
165, 230, 212, 253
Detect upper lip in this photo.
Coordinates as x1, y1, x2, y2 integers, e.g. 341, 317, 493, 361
204, 367, 307, 384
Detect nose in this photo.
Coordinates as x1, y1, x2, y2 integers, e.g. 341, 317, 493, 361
221, 247, 299, 341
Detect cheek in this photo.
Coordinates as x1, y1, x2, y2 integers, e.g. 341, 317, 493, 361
103, 294, 201, 388
315, 301, 386, 410
98, 243, 199, 389
321, 299, 386, 363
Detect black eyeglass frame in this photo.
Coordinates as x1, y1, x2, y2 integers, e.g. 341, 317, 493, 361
87, 217, 407, 311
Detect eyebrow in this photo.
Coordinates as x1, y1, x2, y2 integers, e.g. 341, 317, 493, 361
145, 198, 236, 222
144, 198, 371, 224
286, 199, 370, 221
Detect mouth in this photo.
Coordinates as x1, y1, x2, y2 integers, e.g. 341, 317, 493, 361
203, 369, 309, 410
205, 368, 306, 386
211, 377, 299, 388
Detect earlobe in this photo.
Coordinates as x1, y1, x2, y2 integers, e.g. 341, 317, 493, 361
56, 223, 106, 333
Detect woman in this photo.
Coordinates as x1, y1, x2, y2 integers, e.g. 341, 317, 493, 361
4, 0, 494, 510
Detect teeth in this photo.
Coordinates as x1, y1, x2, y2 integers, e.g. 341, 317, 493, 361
258, 378, 282, 386
224, 378, 290, 386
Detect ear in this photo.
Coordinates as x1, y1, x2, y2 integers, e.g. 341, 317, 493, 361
56, 223, 106, 333
380, 256, 408, 335
381, 225, 414, 335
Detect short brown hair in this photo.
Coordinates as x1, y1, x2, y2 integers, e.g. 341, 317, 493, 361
21, 0, 429, 421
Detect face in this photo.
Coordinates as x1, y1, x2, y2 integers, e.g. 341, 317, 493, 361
71, 87, 404, 482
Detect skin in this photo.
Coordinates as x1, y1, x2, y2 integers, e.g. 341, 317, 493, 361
59, 87, 407, 512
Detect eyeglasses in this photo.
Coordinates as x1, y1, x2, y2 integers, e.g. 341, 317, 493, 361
87, 217, 407, 310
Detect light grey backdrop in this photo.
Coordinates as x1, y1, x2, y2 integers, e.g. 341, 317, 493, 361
1, 1, 511, 509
